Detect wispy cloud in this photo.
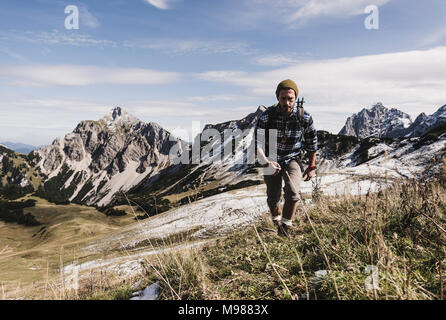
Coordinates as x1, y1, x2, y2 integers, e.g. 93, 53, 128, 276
196, 46, 446, 131
0, 46, 31, 63
0, 30, 116, 47
145, 0, 178, 10
185, 94, 245, 102
79, 4, 101, 28
9, 99, 110, 113
218, 0, 392, 29
0, 97, 259, 144
124, 38, 255, 55
1, 65, 181, 87
286, 0, 391, 23
252, 54, 302, 67
420, 26, 446, 47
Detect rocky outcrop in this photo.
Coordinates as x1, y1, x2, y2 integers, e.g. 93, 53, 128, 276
405, 104, 446, 137
339, 103, 412, 139
31, 107, 188, 206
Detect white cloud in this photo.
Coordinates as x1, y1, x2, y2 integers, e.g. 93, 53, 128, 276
219, 0, 392, 28
79, 5, 101, 28
9, 99, 110, 113
287, 0, 391, 22
253, 54, 301, 67
185, 94, 242, 102
124, 38, 255, 55
0, 30, 116, 47
0, 97, 262, 145
0, 46, 30, 63
420, 26, 446, 47
0, 65, 181, 87
196, 46, 446, 133
145, 0, 177, 10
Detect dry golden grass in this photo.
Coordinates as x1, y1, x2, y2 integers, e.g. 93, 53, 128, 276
0, 195, 136, 300
128, 177, 446, 300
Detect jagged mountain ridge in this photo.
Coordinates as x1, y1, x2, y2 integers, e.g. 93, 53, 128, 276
339, 103, 446, 140
126, 106, 267, 199
339, 102, 412, 139
405, 104, 446, 137
125, 102, 446, 203
32, 107, 188, 206
4, 102, 446, 208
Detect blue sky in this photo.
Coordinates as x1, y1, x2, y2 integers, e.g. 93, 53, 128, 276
1, 0, 446, 145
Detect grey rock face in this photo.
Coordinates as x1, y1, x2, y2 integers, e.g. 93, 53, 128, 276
203, 105, 266, 132
405, 104, 446, 137
339, 103, 412, 139
31, 107, 188, 205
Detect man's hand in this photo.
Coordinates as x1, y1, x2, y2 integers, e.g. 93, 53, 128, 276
303, 166, 315, 181
265, 161, 281, 176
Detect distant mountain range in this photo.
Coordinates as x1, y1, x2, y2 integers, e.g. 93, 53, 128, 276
0, 142, 46, 154
339, 102, 446, 139
1, 103, 446, 207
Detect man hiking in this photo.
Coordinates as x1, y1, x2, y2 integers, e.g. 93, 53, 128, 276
256, 79, 318, 237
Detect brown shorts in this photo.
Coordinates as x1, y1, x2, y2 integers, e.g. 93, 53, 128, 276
264, 159, 302, 207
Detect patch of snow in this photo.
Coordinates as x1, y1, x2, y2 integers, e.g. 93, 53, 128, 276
63, 153, 92, 190
82, 171, 109, 200
96, 161, 153, 206
84, 185, 269, 254
367, 143, 393, 158
20, 178, 29, 187
401, 117, 411, 128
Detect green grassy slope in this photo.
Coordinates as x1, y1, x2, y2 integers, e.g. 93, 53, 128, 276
0, 194, 137, 299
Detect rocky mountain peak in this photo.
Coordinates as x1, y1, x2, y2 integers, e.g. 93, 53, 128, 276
438, 104, 446, 114
31, 106, 188, 206
371, 102, 385, 111
339, 103, 412, 139
112, 106, 123, 119
405, 104, 446, 137
203, 105, 266, 133
98, 107, 141, 131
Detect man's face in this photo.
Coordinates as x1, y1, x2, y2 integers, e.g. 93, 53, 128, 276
278, 89, 296, 116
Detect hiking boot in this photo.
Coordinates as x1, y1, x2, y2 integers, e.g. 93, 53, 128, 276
277, 223, 291, 237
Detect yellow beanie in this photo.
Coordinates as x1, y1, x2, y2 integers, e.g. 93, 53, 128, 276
276, 79, 299, 99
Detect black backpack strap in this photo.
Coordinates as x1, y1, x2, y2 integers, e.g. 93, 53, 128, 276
296, 98, 305, 128
266, 103, 279, 129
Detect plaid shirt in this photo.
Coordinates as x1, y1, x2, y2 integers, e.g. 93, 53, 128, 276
256, 103, 318, 164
